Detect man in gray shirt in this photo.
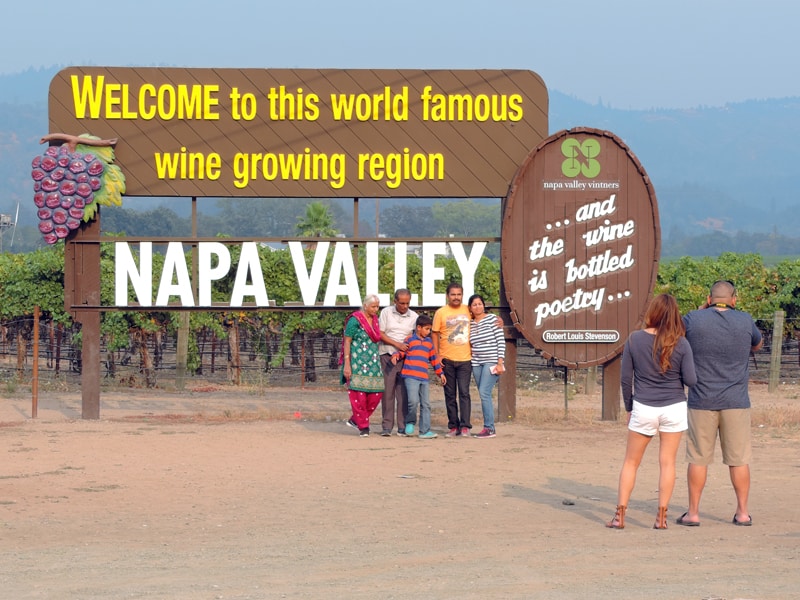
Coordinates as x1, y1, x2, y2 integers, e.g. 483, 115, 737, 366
677, 280, 763, 527
378, 289, 418, 436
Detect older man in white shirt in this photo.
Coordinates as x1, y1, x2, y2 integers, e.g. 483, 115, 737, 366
378, 289, 418, 436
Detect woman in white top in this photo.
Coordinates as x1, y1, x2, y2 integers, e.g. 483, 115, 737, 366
468, 294, 505, 438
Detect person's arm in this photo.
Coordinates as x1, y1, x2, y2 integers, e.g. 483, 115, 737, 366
620, 339, 634, 412
342, 336, 353, 380
429, 342, 446, 384
751, 321, 764, 352
379, 311, 405, 351
680, 339, 697, 388
493, 320, 506, 374
380, 331, 408, 352
380, 332, 404, 351
392, 335, 410, 363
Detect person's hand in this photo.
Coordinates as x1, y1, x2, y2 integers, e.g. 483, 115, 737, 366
343, 365, 351, 380
391, 355, 398, 365
440, 374, 446, 385
495, 362, 506, 374
396, 341, 409, 352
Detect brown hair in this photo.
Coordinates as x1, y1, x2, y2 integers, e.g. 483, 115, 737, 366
644, 294, 685, 373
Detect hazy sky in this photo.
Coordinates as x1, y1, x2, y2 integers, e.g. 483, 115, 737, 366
2, 0, 797, 109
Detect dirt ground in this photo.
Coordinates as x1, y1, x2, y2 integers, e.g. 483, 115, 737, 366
1, 382, 799, 600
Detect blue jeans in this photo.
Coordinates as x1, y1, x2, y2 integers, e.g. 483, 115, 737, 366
473, 363, 498, 430
404, 377, 432, 434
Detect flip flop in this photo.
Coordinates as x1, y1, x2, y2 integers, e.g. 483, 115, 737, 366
732, 514, 753, 526
676, 511, 700, 527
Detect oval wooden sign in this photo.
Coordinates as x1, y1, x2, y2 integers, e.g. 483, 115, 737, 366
501, 127, 660, 368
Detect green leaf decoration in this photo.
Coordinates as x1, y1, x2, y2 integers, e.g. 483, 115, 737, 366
75, 134, 117, 164
94, 163, 126, 207
82, 200, 99, 222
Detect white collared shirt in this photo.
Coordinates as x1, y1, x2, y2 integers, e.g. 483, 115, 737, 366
378, 305, 418, 355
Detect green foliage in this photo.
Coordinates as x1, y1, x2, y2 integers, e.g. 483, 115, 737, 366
430, 199, 501, 238
0, 246, 69, 322
658, 252, 776, 317
101, 206, 191, 236
205, 198, 349, 238
380, 205, 439, 237
295, 201, 338, 238
6, 237, 800, 366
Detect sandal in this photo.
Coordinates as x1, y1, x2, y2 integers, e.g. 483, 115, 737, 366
605, 505, 626, 529
653, 506, 668, 529
676, 511, 700, 527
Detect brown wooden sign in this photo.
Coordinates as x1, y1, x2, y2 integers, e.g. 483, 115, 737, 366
500, 128, 660, 368
48, 68, 547, 198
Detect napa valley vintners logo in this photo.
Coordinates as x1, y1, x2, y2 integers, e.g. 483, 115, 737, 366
561, 137, 601, 178
542, 137, 618, 191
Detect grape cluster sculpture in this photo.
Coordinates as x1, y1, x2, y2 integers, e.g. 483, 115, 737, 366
31, 133, 126, 244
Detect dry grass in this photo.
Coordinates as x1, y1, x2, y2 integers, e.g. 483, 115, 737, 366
752, 403, 800, 430
6, 373, 800, 431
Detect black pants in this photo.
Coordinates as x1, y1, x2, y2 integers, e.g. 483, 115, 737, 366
442, 358, 472, 430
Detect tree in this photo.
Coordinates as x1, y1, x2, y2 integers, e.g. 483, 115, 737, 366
431, 199, 500, 237
101, 206, 191, 236
295, 201, 338, 239
380, 205, 438, 237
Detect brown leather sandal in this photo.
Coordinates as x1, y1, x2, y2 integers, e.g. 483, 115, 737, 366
654, 506, 668, 529
606, 505, 626, 529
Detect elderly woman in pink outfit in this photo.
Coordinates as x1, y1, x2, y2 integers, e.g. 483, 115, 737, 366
341, 294, 384, 437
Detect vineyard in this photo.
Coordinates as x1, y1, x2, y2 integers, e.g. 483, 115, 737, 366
2, 315, 799, 396
4, 248, 800, 401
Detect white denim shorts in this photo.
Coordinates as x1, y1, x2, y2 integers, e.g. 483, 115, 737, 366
628, 400, 688, 436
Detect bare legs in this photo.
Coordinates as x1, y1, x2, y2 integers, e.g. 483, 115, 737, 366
656, 431, 683, 508
607, 430, 650, 528
730, 464, 751, 523
616, 430, 652, 507
608, 430, 683, 528
683, 463, 707, 524
685, 462, 750, 524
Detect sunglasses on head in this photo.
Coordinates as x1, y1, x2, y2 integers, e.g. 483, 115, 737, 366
708, 280, 737, 309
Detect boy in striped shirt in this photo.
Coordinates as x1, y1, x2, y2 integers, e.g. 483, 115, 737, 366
392, 314, 446, 439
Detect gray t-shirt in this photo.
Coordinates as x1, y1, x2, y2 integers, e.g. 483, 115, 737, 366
682, 307, 762, 410
620, 330, 697, 412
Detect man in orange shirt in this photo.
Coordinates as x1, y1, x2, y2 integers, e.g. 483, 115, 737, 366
432, 282, 473, 437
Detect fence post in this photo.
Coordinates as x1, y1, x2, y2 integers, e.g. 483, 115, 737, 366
32, 306, 40, 418
176, 312, 189, 390
768, 310, 784, 393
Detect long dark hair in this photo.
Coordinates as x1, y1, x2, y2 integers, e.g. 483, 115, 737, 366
644, 294, 685, 373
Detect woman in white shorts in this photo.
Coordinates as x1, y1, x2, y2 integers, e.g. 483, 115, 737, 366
606, 294, 697, 530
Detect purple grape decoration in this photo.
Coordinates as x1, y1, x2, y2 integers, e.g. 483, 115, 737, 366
31, 133, 122, 244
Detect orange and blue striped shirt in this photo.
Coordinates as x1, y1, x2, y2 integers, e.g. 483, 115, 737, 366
394, 333, 443, 382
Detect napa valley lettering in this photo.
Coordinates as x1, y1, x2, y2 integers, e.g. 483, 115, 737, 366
113, 241, 486, 308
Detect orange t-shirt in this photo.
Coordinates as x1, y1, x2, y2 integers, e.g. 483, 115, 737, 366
432, 304, 472, 362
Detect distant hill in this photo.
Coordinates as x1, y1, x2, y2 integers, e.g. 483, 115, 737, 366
2, 67, 800, 253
